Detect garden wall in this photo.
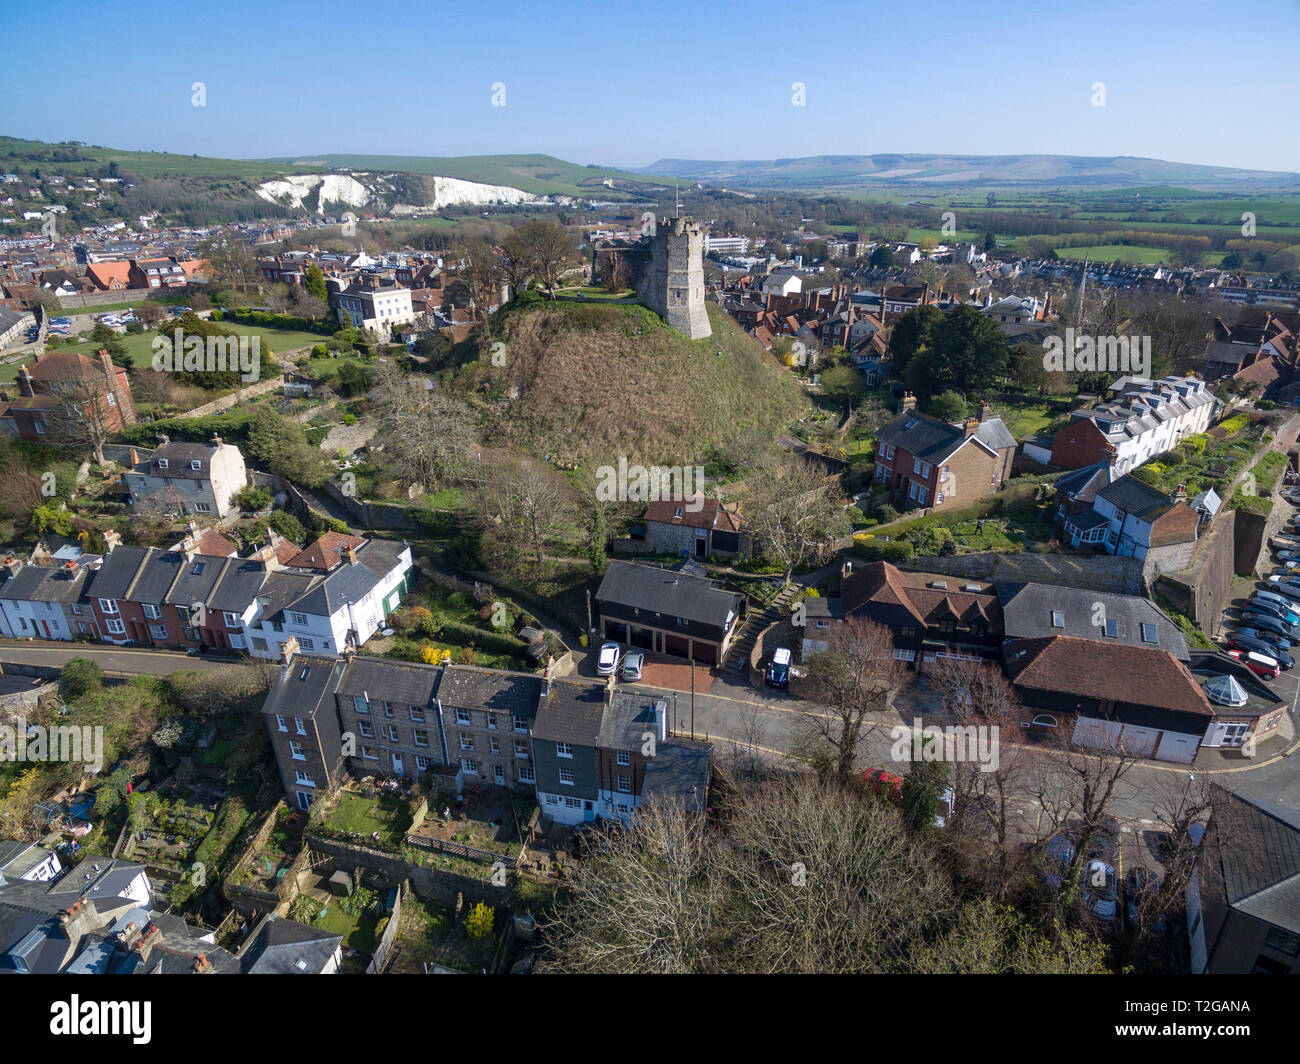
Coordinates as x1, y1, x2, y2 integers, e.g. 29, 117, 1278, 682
1154, 514, 1236, 628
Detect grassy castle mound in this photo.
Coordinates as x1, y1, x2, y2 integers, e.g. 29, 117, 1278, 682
450, 299, 808, 469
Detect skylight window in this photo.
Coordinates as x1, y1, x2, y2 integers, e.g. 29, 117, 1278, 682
1104, 618, 1118, 637
1050, 611, 1065, 628
1140, 623, 1158, 643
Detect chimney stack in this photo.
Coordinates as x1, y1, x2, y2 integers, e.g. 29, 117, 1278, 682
963, 417, 979, 437
157, 433, 170, 447
901, 392, 917, 413
280, 636, 300, 664
346, 545, 357, 566
210, 433, 223, 448
979, 401, 991, 424
103, 529, 121, 553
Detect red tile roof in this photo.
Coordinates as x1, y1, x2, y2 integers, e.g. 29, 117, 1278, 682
643, 495, 743, 533
287, 531, 366, 570
1004, 635, 1214, 717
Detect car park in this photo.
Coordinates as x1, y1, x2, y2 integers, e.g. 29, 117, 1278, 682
170, 305, 192, 316
595, 641, 621, 676
1236, 625, 1293, 651
621, 649, 644, 682
1227, 648, 1281, 679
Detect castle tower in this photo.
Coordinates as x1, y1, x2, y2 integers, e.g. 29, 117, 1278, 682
641, 215, 711, 340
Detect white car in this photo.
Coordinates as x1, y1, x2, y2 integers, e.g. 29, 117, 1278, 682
595, 641, 621, 676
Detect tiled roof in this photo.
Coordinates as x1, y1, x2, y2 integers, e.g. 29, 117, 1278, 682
643, 495, 742, 533
1003, 635, 1213, 717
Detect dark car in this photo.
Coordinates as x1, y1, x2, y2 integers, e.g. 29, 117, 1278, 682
1229, 633, 1295, 668
1247, 595, 1300, 626
766, 647, 792, 688
1237, 626, 1293, 651
1242, 612, 1294, 641
1242, 605, 1295, 633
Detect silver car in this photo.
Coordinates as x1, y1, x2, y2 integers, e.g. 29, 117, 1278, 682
622, 650, 645, 682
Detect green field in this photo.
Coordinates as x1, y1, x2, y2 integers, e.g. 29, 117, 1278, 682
1054, 244, 1170, 264
0, 135, 319, 179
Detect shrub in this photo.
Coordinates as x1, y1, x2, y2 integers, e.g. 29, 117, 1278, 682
852, 537, 914, 563
465, 901, 495, 940
873, 503, 900, 523
62, 657, 103, 699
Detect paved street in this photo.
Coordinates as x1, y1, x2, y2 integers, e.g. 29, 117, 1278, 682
0, 638, 237, 677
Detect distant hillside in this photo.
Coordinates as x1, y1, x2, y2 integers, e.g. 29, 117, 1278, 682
447, 301, 808, 468
0, 135, 321, 180
260, 152, 676, 200
637, 154, 1300, 192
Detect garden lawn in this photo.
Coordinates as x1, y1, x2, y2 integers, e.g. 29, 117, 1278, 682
325, 794, 413, 847
315, 905, 379, 953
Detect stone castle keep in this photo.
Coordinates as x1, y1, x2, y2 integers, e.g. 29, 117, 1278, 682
598, 215, 712, 340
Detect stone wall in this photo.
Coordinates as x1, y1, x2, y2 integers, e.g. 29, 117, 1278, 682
1154, 514, 1236, 628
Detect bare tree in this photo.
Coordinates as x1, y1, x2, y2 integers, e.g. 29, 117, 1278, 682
472, 459, 573, 566
797, 617, 908, 782
746, 454, 846, 583
513, 220, 577, 298
369, 363, 478, 491
538, 801, 717, 974
50, 378, 120, 465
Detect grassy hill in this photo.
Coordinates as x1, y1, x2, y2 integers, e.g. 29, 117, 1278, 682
0, 135, 321, 179
638, 154, 1300, 193
448, 301, 808, 469
261, 152, 676, 199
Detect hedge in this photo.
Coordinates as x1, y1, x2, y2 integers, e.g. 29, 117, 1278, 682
220, 307, 336, 336
852, 537, 915, 563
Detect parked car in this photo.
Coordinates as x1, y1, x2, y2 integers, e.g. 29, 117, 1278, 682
1236, 625, 1293, 651
1250, 594, 1300, 624
1245, 598, 1300, 626
49, 316, 71, 325
1227, 648, 1281, 679
170, 305, 192, 316
1229, 632, 1294, 668
595, 641, 621, 676
766, 646, 792, 688
621, 649, 644, 682
1266, 576, 1300, 601
1240, 612, 1294, 641
863, 768, 904, 800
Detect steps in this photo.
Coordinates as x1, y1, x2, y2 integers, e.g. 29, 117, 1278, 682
724, 580, 805, 675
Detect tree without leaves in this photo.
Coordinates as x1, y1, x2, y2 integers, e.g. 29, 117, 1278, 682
472, 459, 573, 566
368, 362, 477, 491
49, 378, 120, 465
745, 454, 846, 583
798, 617, 909, 782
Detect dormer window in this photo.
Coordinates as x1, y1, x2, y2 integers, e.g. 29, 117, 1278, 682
190, 460, 202, 471
156, 458, 168, 470
1050, 611, 1065, 628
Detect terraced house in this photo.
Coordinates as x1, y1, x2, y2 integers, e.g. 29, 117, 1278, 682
261, 655, 710, 823
4, 531, 412, 658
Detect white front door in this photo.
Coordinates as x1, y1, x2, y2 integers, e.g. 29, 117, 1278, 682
391, 753, 404, 775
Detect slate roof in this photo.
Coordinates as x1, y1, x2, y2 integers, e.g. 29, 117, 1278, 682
336, 656, 439, 709
165, 553, 226, 606
1053, 461, 1113, 502
598, 690, 668, 751
998, 582, 1189, 659
435, 666, 542, 720
973, 416, 1017, 451
261, 655, 345, 722
642, 741, 711, 814
134, 440, 227, 481
86, 545, 150, 600
531, 680, 606, 746
240, 916, 342, 974
875, 411, 998, 463
0, 562, 90, 604
206, 558, 271, 614
126, 548, 184, 605
1096, 475, 1177, 519
596, 560, 741, 628
1206, 786, 1300, 935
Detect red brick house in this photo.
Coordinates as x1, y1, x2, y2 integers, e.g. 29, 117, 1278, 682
873, 405, 1015, 512
0, 349, 134, 443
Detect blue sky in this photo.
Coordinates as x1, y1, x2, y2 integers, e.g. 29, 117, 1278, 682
4, 0, 1298, 172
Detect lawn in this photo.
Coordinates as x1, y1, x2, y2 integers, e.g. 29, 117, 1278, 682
315, 903, 380, 953
1054, 244, 1170, 264
989, 395, 1071, 439
324, 794, 413, 848
555, 285, 636, 301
